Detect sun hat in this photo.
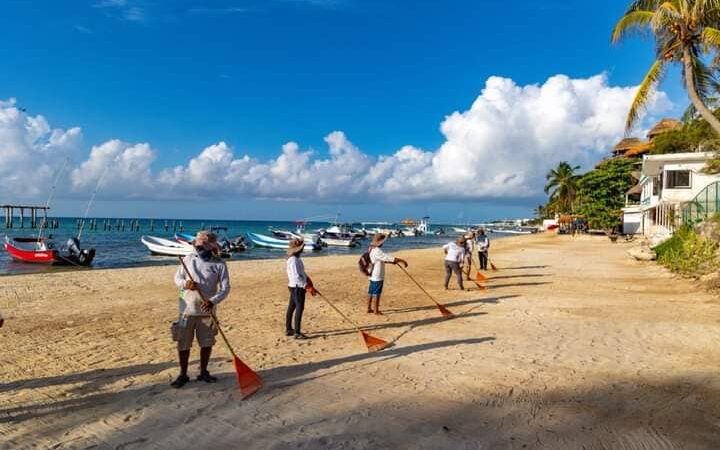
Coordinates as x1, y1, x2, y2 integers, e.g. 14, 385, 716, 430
455, 236, 467, 245
371, 233, 388, 246
194, 230, 220, 252
287, 238, 305, 256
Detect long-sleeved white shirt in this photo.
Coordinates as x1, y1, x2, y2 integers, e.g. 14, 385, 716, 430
175, 252, 230, 316
369, 247, 395, 282
443, 242, 466, 263
287, 255, 307, 288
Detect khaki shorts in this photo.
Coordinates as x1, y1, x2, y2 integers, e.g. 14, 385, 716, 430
177, 316, 217, 351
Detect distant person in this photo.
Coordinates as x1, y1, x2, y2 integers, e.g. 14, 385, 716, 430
443, 237, 466, 290
286, 238, 311, 339
476, 229, 490, 270
172, 231, 230, 388
463, 232, 475, 280
367, 234, 408, 314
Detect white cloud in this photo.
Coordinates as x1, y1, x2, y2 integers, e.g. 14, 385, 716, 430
0, 99, 82, 200
0, 73, 671, 204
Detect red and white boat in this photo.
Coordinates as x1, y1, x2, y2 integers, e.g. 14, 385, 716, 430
4, 237, 57, 263
4, 236, 95, 266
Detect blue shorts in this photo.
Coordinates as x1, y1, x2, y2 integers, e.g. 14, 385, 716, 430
368, 280, 384, 296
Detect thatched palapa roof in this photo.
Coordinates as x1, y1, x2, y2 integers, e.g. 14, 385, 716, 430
626, 183, 643, 196
647, 118, 681, 140
613, 137, 644, 155
624, 141, 653, 157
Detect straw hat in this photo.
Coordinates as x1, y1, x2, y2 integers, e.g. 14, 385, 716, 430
371, 233, 387, 246
287, 238, 305, 256
194, 230, 220, 252
455, 236, 467, 246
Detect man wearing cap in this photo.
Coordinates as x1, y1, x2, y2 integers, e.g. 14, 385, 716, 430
172, 231, 230, 388
443, 237, 467, 290
367, 233, 408, 314
286, 238, 310, 339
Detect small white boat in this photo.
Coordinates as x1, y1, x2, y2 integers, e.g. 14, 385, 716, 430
248, 232, 321, 250
141, 235, 193, 256
489, 227, 533, 235
452, 227, 468, 234
322, 236, 359, 247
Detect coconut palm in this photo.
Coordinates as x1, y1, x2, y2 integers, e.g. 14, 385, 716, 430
612, 0, 720, 135
544, 162, 580, 213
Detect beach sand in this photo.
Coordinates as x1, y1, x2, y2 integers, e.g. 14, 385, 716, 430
1, 233, 719, 449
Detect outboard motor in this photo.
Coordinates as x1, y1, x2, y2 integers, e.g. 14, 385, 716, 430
66, 237, 81, 257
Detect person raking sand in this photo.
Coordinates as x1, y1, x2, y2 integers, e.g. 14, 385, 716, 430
171, 230, 230, 388
286, 238, 313, 340
364, 233, 408, 315
443, 236, 466, 290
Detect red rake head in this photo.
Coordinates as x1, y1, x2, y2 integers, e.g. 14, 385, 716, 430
475, 271, 488, 282
233, 356, 262, 399
437, 303, 454, 318
474, 281, 487, 291
361, 331, 390, 353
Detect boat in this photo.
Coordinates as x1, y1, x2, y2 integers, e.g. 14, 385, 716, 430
175, 228, 247, 254
452, 227, 468, 234
489, 227, 533, 235
322, 223, 366, 239
4, 236, 96, 266
141, 235, 193, 256
320, 233, 359, 247
270, 225, 324, 248
247, 232, 321, 250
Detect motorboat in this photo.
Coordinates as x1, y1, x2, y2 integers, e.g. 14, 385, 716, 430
4, 236, 95, 266
141, 235, 193, 256
247, 232, 322, 250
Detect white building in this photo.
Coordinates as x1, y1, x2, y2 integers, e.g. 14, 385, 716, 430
622, 152, 720, 238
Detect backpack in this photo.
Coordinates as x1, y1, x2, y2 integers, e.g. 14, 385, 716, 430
358, 250, 372, 276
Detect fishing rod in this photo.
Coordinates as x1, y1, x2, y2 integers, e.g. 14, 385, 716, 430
76, 166, 109, 241
37, 158, 69, 241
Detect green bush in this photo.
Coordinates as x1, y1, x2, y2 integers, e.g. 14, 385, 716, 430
654, 226, 719, 276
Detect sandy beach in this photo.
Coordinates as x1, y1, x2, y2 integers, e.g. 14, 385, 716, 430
1, 233, 719, 449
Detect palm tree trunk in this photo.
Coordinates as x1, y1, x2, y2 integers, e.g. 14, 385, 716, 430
683, 47, 720, 137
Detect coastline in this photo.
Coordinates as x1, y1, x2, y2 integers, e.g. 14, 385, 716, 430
2, 233, 719, 449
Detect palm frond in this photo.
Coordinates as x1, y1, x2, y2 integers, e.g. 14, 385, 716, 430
626, 59, 666, 133
701, 27, 720, 52
612, 10, 656, 43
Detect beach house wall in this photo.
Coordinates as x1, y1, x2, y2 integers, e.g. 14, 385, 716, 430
633, 152, 719, 237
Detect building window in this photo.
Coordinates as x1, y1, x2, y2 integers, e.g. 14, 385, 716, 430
665, 170, 691, 189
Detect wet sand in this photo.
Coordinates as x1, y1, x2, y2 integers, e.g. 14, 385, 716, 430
1, 233, 719, 449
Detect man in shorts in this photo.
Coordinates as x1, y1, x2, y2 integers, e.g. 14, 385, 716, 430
171, 231, 230, 388
367, 233, 408, 314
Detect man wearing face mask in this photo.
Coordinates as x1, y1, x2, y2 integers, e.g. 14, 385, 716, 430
171, 231, 230, 388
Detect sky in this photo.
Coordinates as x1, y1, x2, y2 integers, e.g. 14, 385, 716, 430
0, 0, 687, 222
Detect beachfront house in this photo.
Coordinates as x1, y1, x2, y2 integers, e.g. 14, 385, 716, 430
622, 151, 720, 238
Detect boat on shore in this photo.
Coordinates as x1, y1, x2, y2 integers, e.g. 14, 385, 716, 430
4, 236, 96, 266
247, 232, 322, 250
141, 235, 193, 256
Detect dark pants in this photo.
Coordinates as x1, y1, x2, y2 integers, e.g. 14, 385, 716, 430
479, 251, 488, 270
286, 287, 306, 333
444, 261, 464, 289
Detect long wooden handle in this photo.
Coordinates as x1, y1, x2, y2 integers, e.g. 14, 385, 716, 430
315, 291, 363, 334
177, 257, 237, 358
398, 265, 442, 306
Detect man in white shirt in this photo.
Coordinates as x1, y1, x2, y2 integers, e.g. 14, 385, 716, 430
286, 238, 310, 339
367, 233, 408, 315
172, 231, 230, 388
476, 229, 490, 270
443, 237, 466, 290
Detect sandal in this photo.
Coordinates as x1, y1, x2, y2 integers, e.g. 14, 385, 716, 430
171, 374, 190, 389
197, 371, 218, 383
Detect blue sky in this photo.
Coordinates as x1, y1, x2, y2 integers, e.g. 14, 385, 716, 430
0, 0, 686, 222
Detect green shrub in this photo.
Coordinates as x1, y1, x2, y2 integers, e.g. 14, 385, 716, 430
654, 226, 719, 276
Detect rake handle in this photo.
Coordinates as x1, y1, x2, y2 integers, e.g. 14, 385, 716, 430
398, 265, 442, 307
178, 257, 238, 359
315, 291, 363, 334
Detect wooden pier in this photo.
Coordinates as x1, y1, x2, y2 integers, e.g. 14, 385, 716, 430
2, 204, 53, 229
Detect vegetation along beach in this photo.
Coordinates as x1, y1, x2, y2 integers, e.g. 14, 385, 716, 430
3, 1, 720, 449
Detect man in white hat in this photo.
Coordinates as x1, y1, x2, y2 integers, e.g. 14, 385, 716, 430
286, 238, 310, 339
172, 230, 230, 388
443, 236, 466, 290
367, 233, 408, 314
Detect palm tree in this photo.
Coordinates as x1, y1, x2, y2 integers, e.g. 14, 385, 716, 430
612, 0, 720, 135
544, 162, 580, 213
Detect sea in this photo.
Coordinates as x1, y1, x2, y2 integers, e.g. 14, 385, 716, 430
0, 218, 509, 275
